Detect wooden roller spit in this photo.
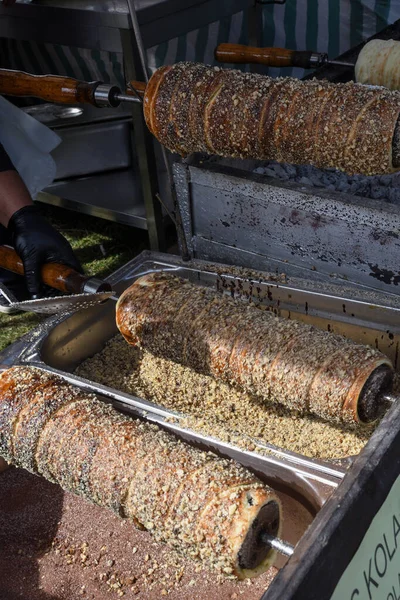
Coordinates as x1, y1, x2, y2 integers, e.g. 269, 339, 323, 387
0, 69, 146, 107
116, 273, 393, 426
0, 365, 281, 580
143, 61, 400, 175
0, 245, 111, 295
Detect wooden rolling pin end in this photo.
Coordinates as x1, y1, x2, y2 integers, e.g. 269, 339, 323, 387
0, 245, 111, 296
215, 44, 314, 68
214, 43, 259, 64
0, 69, 100, 105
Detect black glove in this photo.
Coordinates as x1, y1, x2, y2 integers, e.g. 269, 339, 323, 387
8, 205, 82, 299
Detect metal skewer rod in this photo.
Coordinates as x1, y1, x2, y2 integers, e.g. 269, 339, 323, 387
332, 60, 355, 67
114, 92, 142, 104
262, 533, 295, 557
382, 394, 397, 405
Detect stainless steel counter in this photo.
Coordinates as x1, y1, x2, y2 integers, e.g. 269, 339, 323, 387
0, 0, 256, 248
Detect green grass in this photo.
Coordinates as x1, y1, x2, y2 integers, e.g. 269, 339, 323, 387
0, 203, 151, 352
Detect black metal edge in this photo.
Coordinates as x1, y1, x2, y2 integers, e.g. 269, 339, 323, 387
262, 399, 400, 599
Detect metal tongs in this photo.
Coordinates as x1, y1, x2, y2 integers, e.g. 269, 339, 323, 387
0, 245, 114, 315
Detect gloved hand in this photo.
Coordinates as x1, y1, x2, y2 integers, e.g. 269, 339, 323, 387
8, 205, 82, 299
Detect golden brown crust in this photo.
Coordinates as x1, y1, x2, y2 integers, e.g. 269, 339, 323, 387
37, 399, 92, 484
344, 90, 400, 174
196, 485, 281, 579
169, 62, 211, 155
251, 319, 304, 403
117, 273, 393, 424
342, 357, 392, 423
143, 65, 171, 136
281, 80, 334, 166
116, 272, 191, 355
189, 66, 226, 154
308, 346, 392, 424
236, 76, 273, 158
0, 365, 279, 578
152, 63, 189, 152
0, 368, 77, 465
145, 61, 400, 175
13, 380, 72, 472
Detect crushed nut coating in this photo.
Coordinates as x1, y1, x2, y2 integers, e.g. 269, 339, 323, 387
77, 335, 371, 460
143, 62, 400, 176
0, 366, 281, 579
116, 272, 392, 426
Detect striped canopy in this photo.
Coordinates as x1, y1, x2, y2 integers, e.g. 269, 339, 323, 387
0, 1, 399, 87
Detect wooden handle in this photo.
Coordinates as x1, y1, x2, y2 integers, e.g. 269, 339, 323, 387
0, 69, 100, 105
0, 245, 94, 294
126, 80, 147, 98
215, 44, 313, 69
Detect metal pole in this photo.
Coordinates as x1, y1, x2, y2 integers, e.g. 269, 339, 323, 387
125, 0, 190, 260
262, 533, 295, 558
126, 0, 150, 82
120, 28, 165, 251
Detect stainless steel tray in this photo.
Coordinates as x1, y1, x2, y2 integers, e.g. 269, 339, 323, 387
7, 250, 400, 561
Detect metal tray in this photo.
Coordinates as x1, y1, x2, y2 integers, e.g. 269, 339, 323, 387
8, 250, 400, 563
174, 157, 400, 295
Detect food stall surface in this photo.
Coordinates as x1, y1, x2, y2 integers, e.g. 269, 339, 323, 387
0, 468, 279, 599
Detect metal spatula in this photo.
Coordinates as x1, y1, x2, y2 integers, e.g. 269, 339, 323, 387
0, 245, 114, 315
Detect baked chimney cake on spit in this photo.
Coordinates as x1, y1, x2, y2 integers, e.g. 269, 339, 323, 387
142, 61, 400, 175
116, 272, 393, 426
0, 365, 284, 580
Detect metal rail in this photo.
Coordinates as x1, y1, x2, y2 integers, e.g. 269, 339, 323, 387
125, 0, 190, 259
262, 534, 295, 557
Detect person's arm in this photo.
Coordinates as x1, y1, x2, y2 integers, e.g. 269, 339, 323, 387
0, 144, 82, 298
0, 143, 32, 226
0, 170, 33, 226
